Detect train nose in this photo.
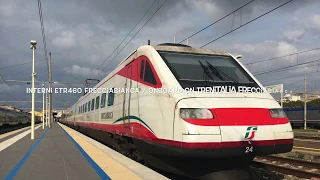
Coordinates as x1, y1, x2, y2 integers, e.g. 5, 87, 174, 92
210, 108, 275, 126
211, 108, 293, 155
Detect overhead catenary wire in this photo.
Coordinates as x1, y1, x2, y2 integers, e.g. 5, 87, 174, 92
37, 0, 49, 80
200, 0, 294, 48
94, 0, 168, 80
0, 79, 27, 102
0, 86, 22, 102
253, 61, 319, 76
4, 61, 46, 80
253, 58, 320, 76
86, 0, 158, 80
179, 0, 255, 43
245, 47, 320, 65
263, 70, 320, 84
0, 59, 46, 70
51, 63, 83, 82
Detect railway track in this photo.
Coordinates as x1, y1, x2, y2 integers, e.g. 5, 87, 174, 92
252, 155, 320, 179
294, 136, 320, 140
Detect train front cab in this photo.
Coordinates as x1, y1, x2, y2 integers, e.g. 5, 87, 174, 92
154, 47, 294, 157
175, 98, 294, 158
148, 47, 294, 178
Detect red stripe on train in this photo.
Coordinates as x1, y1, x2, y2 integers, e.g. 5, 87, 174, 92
61, 120, 293, 149
182, 108, 290, 126
78, 55, 162, 103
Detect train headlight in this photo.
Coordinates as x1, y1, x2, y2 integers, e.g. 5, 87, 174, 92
180, 108, 214, 119
269, 108, 287, 118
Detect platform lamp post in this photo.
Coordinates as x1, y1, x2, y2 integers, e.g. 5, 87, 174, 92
42, 84, 45, 129
30, 40, 37, 140
46, 95, 48, 126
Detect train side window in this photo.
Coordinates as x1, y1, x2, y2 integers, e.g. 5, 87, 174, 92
91, 99, 95, 111
144, 61, 156, 85
88, 101, 91, 112
101, 93, 106, 108
79, 107, 80, 114
108, 88, 114, 106
85, 103, 87, 112
95, 96, 100, 109
140, 60, 145, 79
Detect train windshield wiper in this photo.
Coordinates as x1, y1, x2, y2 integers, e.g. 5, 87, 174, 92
206, 61, 240, 84
198, 60, 215, 86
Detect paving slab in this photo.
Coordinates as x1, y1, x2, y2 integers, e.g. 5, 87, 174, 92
0, 122, 102, 180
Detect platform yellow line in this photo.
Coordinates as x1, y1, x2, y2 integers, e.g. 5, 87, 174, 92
59, 123, 142, 180
293, 146, 320, 151
0, 125, 39, 140
294, 138, 320, 143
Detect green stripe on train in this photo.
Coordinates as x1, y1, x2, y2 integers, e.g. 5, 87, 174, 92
112, 115, 155, 134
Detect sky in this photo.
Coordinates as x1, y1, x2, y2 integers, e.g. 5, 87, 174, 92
0, 0, 320, 111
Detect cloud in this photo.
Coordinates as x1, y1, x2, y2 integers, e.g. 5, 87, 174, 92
283, 29, 305, 42
1, 0, 319, 110
225, 41, 300, 82
284, 13, 320, 43
63, 65, 107, 79
52, 31, 76, 48
306, 14, 320, 33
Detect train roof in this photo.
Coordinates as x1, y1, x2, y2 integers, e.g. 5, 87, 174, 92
152, 43, 230, 56
117, 43, 230, 68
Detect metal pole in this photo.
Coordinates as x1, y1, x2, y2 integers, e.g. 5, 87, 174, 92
304, 74, 307, 130
49, 52, 52, 128
280, 84, 283, 108
30, 41, 36, 140
42, 84, 44, 129
46, 94, 48, 126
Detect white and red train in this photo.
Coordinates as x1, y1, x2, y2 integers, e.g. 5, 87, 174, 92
61, 43, 294, 179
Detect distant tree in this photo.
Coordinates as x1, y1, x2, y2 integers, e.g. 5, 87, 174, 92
283, 100, 304, 108
307, 98, 320, 107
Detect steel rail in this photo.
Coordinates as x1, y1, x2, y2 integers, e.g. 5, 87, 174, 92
252, 156, 320, 179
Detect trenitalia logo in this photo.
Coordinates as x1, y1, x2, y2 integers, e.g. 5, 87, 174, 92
244, 126, 258, 139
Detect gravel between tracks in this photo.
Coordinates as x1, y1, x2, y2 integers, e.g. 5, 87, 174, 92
250, 166, 311, 180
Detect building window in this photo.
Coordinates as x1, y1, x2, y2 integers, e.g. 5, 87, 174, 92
95, 96, 100, 109
91, 99, 95, 111
108, 88, 114, 106
101, 93, 106, 108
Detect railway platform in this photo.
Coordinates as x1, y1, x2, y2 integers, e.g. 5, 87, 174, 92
0, 122, 168, 180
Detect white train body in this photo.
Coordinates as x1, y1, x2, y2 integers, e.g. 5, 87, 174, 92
61, 44, 293, 178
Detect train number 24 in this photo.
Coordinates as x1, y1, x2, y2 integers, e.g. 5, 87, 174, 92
245, 146, 253, 153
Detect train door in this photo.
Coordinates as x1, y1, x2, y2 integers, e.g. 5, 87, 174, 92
123, 65, 132, 128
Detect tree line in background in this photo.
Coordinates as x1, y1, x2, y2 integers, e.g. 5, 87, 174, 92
282, 98, 320, 108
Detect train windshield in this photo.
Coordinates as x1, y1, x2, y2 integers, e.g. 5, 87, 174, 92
159, 52, 260, 89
